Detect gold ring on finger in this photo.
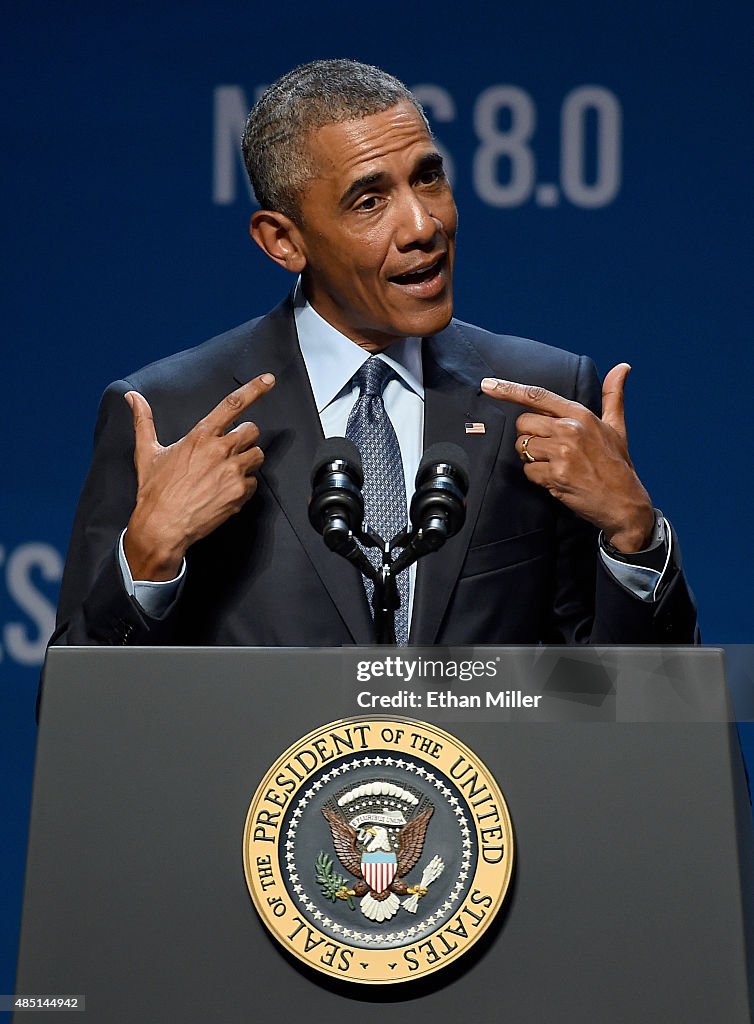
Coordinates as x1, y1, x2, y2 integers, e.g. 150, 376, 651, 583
521, 435, 536, 463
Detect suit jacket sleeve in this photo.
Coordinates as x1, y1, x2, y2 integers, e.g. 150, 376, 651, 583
50, 379, 170, 647
559, 355, 698, 644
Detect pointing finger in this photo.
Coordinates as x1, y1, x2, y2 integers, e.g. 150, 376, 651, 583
202, 373, 276, 434
481, 377, 575, 417
601, 363, 630, 436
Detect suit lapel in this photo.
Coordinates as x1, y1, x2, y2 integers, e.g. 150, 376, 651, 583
231, 298, 374, 643
410, 321, 507, 644
227, 302, 507, 646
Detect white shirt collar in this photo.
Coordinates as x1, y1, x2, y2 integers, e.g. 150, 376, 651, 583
293, 279, 424, 413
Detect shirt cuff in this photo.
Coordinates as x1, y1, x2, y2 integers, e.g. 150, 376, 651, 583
598, 514, 672, 603
118, 529, 185, 619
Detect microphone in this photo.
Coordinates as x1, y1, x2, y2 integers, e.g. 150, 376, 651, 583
309, 438, 469, 645
308, 438, 365, 553
409, 442, 469, 552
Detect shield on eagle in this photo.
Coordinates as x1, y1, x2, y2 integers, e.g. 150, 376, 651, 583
361, 850, 397, 894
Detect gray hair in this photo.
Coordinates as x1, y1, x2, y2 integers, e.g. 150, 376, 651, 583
242, 59, 429, 223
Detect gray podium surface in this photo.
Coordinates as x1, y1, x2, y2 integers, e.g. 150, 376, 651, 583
15, 647, 754, 1023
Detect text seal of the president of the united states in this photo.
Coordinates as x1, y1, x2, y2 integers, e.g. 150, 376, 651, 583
243, 717, 514, 983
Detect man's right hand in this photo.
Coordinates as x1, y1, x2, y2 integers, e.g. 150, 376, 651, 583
122, 373, 275, 581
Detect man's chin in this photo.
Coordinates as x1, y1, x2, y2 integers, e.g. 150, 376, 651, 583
410, 299, 454, 339
354, 299, 455, 351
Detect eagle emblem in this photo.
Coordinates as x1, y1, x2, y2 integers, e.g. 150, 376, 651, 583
318, 779, 445, 922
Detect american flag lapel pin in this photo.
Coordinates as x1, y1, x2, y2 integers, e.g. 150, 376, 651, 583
465, 421, 486, 434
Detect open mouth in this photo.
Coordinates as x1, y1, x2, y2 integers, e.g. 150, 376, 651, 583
388, 254, 446, 286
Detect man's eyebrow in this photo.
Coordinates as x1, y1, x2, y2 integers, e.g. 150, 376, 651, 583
338, 151, 445, 208
414, 151, 445, 175
339, 171, 386, 208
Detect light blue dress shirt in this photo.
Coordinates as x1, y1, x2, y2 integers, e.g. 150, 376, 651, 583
294, 284, 424, 620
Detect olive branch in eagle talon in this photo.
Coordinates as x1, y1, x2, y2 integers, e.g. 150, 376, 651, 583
315, 852, 356, 910
319, 804, 441, 922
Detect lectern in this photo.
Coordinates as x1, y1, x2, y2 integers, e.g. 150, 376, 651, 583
15, 647, 754, 1022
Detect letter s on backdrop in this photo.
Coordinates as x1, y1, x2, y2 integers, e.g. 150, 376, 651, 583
3, 542, 62, 665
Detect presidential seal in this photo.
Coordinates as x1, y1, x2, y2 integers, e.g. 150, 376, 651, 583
242, 717, 514, 984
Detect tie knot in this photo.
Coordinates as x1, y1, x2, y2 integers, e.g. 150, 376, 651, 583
353, 357, 394, 398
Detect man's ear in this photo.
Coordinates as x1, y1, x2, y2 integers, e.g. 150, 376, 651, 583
250, 210, 307, 274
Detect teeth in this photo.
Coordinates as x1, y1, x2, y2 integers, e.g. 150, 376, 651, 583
394, 259, 440, 284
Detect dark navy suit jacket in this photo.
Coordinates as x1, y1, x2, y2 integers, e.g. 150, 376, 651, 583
51, 296, 697, 647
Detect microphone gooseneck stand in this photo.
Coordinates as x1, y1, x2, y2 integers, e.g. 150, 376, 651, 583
309, 439, 470, 645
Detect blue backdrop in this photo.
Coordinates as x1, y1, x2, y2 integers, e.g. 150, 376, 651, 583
2, 0, 752, 1000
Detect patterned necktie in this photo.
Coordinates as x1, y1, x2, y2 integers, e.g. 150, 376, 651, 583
345, 357, 409, 645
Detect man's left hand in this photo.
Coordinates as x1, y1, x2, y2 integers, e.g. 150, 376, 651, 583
481, 363, 655, 553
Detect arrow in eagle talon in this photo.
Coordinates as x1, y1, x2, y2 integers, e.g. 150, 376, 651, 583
402, 855, 445, 913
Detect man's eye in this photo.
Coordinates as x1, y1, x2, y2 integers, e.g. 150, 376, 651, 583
419, 168, 443, 185
355, 195, 379, 211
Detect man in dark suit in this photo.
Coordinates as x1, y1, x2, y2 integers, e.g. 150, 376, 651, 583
51, 59, 696, 649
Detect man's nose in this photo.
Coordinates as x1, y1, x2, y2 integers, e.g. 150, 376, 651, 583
395, 192, 439, 250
